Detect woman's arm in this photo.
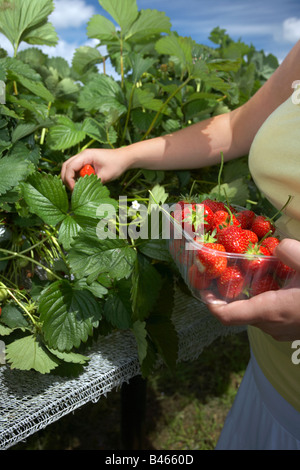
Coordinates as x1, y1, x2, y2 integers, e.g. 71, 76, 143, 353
61, 41, 300, 189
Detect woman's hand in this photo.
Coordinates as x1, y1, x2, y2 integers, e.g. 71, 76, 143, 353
61, 148, 132, 190
206, 238, 300, 342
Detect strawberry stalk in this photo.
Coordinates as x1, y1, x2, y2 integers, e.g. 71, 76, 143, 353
218, 151, 224, 201
267, 194, 293, 223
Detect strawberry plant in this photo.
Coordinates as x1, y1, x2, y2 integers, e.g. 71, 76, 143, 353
0, 0, 279, 376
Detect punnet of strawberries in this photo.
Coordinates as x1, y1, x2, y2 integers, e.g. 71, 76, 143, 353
168, 196, 296, 303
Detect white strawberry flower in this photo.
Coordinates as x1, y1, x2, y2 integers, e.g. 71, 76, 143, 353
131, 200, 140, 210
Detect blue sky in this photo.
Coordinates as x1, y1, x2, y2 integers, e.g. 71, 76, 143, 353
1, 0, 300, 66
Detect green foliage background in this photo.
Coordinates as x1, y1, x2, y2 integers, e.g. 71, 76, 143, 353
0, 0, 278, 376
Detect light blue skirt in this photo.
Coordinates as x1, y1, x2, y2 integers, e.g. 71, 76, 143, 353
216, 352, 300, 450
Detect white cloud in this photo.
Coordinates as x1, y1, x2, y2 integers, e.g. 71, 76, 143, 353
282, 17, 300, 43
0, 33, 13, 56
40, 39, 79, 63
49, 0, 95, 29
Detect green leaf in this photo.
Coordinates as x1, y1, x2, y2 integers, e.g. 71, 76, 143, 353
39, 280, 103, 351
71, 174, 117, 218
74, 278, 108, 299
58, 214, 81, 251
20, 172, 69, 225
47, 115, 86, 150
133, 88, 170, 115
68, 227, 137, 281
72, 46, 104, 75
57, 176, 117, 250
132, 320, 148, 364
103, 280, 133, 329
22, 21, 58, 47
155, 34, 194, 70
146, 275, 178, 371
5, 335, 60, 373
125, 9, 171, 41
3, 56, 41, 81
18, 77, 54, 102
1, 304, 29, 330
11, 122, 41, 142
0, 323, 13, 336
82, 117, 117, 145
46, 347, 90, 365
86, 15, 117, 42
55, 78, 80, 98
99, 0, 138, 33
131, 253, 162, 321
0, 0, 58, 52
77, 74, 126, 115
0, 153, 34, 195
138, 239, 172, 262
129, 54, 156, 83
209, 177, 250, 206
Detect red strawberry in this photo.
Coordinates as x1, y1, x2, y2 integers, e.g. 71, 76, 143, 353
188, 264, 212, 290
210, 210, 239, 233
236, 209, 255, 229
244, 230, 258, 244
251, 274, 279, 296
200, 204, 215, 232
173, 205, 195, 233
241, 243, 270, 276
275, 261, 296, 281
217, 225, 250, 254
235, 211, 248, 229
260, 236, 280, 255
217, 266, 245, 300
201, 198, 226, 213
169, 238, 184, 258
79, 164, 96, 177
195, 242, 227, 278
251, 215, 275, 239
176, 199, 195, 210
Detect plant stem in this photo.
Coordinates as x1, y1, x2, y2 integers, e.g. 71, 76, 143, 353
218, 152, 224, 200
80, 138, 95, 152
122, 169, 142, 190
142, 76, 192, 140
40, 101, 52, 145
121, 83, 136, 144
5, 285, 37, 326
0, 248, 62, 281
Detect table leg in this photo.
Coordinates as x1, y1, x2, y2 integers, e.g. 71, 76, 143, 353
121, 375, 147, 450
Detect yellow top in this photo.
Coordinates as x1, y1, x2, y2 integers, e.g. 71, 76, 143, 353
248, 92, 300, 411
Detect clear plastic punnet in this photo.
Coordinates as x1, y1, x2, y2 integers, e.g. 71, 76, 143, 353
163, 202, 298, 305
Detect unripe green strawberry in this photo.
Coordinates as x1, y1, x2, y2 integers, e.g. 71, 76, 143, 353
0, 283, 8, 301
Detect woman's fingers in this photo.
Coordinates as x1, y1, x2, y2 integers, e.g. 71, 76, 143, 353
275, 238, 300, 272
61, 151, 98, 190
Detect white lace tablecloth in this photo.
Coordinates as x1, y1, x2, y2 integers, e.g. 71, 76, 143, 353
0, 289, 245, 450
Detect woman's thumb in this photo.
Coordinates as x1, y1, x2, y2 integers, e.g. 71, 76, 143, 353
274, 238, 300, 272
